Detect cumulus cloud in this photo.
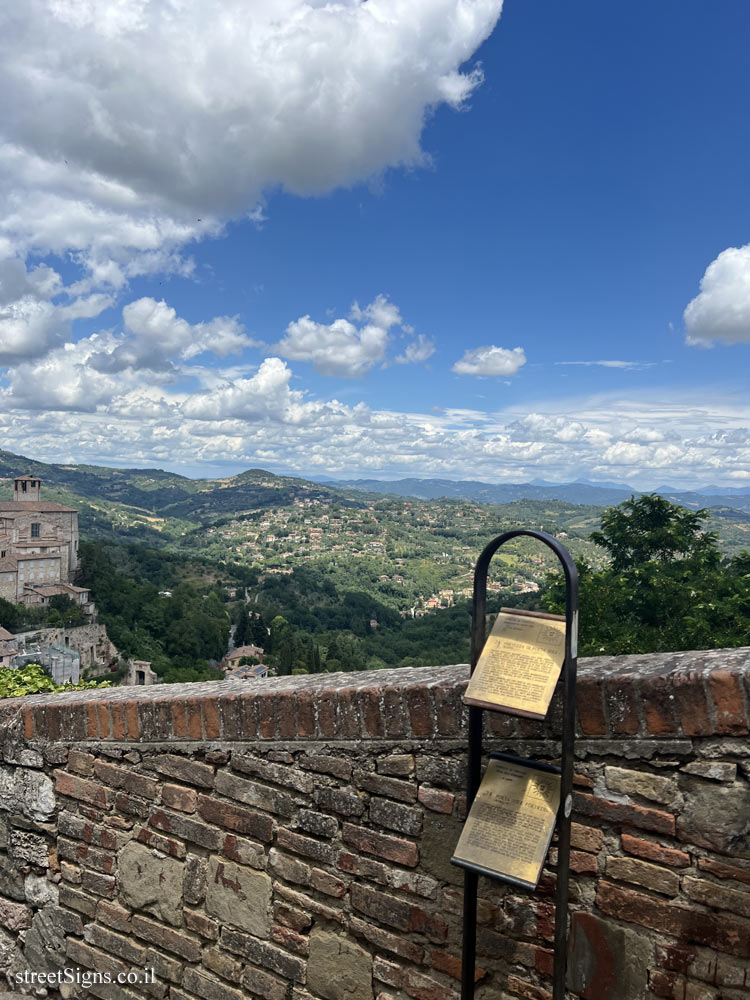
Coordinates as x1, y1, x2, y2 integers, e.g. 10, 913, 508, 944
452, 345, 526, 376
395, 334, 436, 365
684, 244, 750, 346
0, 1, 502, 297
276, 295, 430, 376
0, 258, 113, 364
88, 298, 253, 374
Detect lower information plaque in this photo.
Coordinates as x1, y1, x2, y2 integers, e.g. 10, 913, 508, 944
451, 754, 560, 890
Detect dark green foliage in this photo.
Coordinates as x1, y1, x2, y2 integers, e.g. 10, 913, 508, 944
77, 542, 230, 683
544, 494, 750, 655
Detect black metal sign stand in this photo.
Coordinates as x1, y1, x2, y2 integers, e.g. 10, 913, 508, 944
456, 530, 579, 1000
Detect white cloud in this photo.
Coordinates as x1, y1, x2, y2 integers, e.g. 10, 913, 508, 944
276, 295, 429, 376
452, 345, 526, 376
0, 0, 502, 300
395, 334, 436, 365
555, 360, 657, 370
684, 244, 750, 346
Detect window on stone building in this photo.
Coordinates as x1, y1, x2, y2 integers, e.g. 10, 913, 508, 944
136, 671, 146, 685
31, 523, 40, 538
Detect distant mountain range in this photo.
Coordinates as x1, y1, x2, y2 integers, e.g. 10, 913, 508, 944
2, 449, 749, 525
315, 476, 750, 513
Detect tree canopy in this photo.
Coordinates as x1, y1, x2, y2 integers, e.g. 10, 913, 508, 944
544, 494, 750, 655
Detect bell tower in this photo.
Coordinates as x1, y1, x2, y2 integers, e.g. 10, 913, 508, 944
13, 474, 41, 502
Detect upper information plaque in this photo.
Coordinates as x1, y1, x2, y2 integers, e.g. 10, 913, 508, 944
463, 608, 566, 719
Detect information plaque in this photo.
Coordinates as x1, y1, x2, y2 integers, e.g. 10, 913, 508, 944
451, 755, 560, 890
463, 608, 565, 719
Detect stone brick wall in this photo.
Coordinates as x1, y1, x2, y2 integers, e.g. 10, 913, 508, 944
0, 649, 748, 1000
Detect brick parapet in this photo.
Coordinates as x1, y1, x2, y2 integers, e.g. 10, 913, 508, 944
1, 648, 750, 1000
4, 646, 750, 745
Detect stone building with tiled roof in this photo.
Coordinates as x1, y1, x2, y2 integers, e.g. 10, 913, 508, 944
0, 475, 82, 607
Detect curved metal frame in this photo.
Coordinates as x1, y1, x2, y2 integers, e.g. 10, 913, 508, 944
461, 530, 579, 1000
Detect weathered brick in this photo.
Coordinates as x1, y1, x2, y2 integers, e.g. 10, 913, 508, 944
221, 927, 306, 981
505, 976, 551, 1000
202, 697, 221, 740
150, 754, 214, 788
214, 770, 292, 817
576, 677, 607, 735
277, 827, 337, 865
569, 823, 604, 853
183, 907, 219, 940
314, 785, 366, 817
183, 968, 245, 1000
574, 792, 675, 835
54, 769, 111, 808
709, 670, 748, 735
349, 915, 424, 964
84, 922, 147, 965
298, 810, 339, 839
68, 750, 95, 775
360, 688, 385, 738
351, 883, 447, 943
641, 675, 679, 735
311, 867, 347, 898
197, 793, 275, 841
202, 945, 243, 983
378, 755, 415, 777
222, 833, 266, 868
162, 784, 197, 813
58, 811, 118, 850
697, 857, 750, 886
343, 823, 418, 867
407, 685, 434, 737
274, 901, 312, 933
603, 674, 641, 735
60, 884, 97, 916
58, 837, 116, 875
596, 881, 750, 959
275, 883, 345, 924
683, 875, 750, 919
356, 770, 417, 803
649, 970, 717, 1000
135, 826, 187, 859
269, 848, 311, 886
92, 761, 160, 800
242, 965, 289, 1000
232, 754, 314, 794
605, 857, 679, 896
370, 797, 422, 835
270, 922, 309, 954
300, 753, 352, 781
96, 900, 132, 932
338, 850, 438, 899
80, 869, 116, 898
621, 833, 690, 868
131, 914, 202, 961
148, 809, 221, 849
374, 957, 404, 988
404, 968, 460, 1000
673, 672, 712, 737
418, 786, 455, 814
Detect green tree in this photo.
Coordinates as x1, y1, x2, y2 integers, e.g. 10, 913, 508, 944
544, 495, 750, 655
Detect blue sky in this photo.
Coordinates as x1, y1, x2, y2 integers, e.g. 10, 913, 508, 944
1, 0, 749, 487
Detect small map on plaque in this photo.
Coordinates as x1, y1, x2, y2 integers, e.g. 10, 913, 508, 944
451, 757, 560, 889
463, 608, 566, 719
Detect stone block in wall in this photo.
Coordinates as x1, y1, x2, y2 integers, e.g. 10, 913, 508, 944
420, 810, 463, 886
0, 767, 55, 822
676, 776, 750, 856
307, 927, 372, 1000
118, 841, 184, 926
567, 912, 653, 999
205, 856, 272, 938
